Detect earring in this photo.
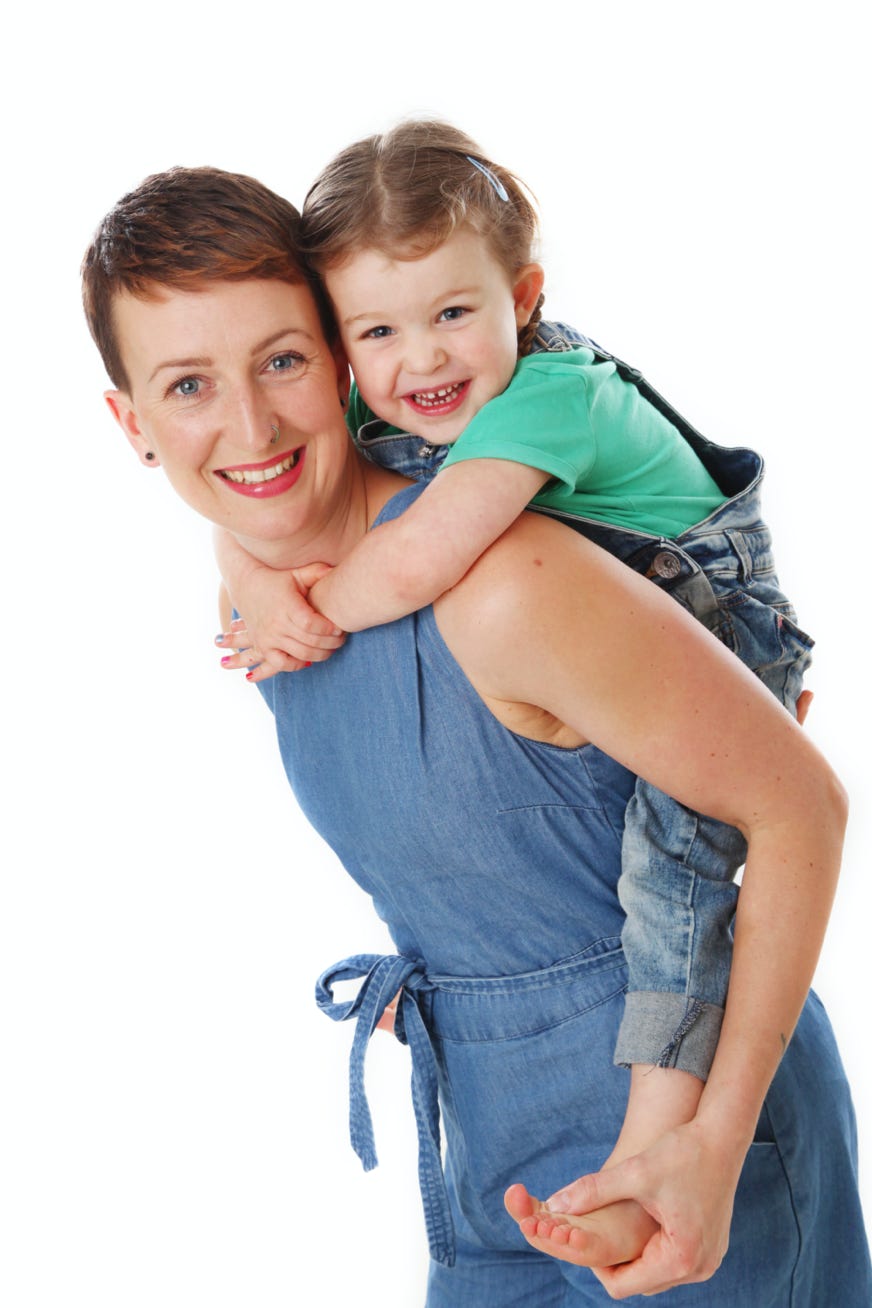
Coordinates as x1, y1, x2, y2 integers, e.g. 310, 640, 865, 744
145, 452, 156, 461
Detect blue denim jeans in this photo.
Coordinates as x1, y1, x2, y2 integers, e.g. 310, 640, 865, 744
350, 323, 813, 1079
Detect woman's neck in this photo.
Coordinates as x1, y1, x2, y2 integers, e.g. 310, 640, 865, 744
231, 454, 410, 571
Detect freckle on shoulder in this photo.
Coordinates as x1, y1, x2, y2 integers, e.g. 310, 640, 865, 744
533, 557, 543, 567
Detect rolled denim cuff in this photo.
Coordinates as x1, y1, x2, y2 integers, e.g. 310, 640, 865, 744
614, 991, 724, 1081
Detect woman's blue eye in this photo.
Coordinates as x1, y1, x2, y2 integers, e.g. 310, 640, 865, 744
439, 306, 466, 322
270, 352, 303, 372
364, 325, 394, 340
174, 377, 200, 397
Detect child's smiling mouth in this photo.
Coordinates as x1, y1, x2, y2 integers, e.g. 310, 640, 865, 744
405, 380, 469, 412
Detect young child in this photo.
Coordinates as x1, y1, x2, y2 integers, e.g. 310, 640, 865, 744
215, 120, 813, 1267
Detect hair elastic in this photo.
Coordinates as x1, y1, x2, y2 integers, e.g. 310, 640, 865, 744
465, 156, 509, 202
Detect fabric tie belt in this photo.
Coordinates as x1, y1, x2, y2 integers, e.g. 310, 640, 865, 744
316, 953, 455, 1266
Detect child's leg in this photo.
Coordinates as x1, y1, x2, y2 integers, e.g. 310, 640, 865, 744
504, 1183, 657, 1268
614, 781, 747, 1075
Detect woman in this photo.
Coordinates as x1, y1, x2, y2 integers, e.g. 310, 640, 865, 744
82, 166, 870, 1304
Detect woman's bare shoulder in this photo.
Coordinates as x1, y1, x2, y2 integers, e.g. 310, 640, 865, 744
438, 509, 641, 630
433, 510, 636, 703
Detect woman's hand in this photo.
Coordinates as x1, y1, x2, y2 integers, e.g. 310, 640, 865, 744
216, 562, 346, 682
512, 1119, 742, 1302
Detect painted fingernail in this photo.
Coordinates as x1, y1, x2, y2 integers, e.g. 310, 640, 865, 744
214, 634, 226, 645
220, 657, 231, 667
245, 671, 255, 681
305, 661, 312, 668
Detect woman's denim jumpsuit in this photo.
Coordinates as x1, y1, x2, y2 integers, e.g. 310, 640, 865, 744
258, 480, 871, 1305
349, 324, 817, 1083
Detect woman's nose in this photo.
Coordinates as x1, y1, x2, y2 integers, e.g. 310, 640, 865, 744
232, 389, 272, 452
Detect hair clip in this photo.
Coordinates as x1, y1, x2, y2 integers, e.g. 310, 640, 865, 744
465, 155, 509, 202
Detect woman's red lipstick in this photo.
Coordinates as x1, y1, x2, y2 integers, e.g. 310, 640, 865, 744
215, 447, 305, 499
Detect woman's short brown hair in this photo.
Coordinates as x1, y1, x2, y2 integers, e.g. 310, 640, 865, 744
82, 165, 334, 392
300, 120, 544, 353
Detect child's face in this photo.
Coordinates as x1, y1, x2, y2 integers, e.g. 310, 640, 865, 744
324, 226, 543, 444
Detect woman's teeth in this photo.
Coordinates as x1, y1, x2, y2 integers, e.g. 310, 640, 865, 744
412, 382, 465, 407
220, 450, 299, 484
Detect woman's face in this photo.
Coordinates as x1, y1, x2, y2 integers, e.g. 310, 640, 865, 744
106, 278, 351, 548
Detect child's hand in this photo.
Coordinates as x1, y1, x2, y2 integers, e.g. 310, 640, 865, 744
216, 562, 346, 682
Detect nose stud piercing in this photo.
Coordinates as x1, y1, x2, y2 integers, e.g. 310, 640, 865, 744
270, 424, 280, 445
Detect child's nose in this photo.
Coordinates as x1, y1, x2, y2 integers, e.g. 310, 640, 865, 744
403, 332, 448, 376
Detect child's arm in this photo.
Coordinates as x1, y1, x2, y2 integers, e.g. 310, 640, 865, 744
214, 528, 345, 678
309, 458, 549, 631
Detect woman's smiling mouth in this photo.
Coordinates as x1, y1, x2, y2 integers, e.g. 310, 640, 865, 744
215, 447, 305, 498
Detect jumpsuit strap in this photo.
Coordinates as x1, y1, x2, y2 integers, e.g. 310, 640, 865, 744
315, 954, 456, 1267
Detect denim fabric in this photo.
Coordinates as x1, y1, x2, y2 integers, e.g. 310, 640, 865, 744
350, 323, 813, 1079
258, 482, 869, 1297
423, 980, 869, 1305
354, 415, 449, 481
314, 940, 870, 1300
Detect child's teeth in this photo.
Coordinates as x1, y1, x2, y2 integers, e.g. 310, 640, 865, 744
413, 383, 463, 407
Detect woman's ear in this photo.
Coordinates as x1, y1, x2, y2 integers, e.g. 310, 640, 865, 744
104, 390, 160, 467
512, 263, 546, 328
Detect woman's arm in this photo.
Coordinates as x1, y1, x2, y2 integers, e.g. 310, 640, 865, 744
437, 512, 846, 1295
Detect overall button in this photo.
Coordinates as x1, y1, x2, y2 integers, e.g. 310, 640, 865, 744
650, 550, 683, 579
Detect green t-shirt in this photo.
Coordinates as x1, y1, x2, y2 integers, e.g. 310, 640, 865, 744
348, 348, 726, 539
443, 350, 725, 538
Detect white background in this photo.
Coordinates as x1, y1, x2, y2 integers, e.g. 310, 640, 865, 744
2, 2, 869, 1304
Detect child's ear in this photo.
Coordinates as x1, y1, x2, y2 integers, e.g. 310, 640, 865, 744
512, 263, 546, 328
104, 390, 159, 468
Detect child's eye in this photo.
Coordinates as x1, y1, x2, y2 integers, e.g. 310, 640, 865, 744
363, 325, 395, 340
438, 306, 467, 323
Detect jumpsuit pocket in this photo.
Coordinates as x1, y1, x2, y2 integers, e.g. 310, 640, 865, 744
427, 947, 631, 1250
711, 1106, 801, 1306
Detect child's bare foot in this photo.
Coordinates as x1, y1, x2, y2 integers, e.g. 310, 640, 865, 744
504, 1182, 658, 1268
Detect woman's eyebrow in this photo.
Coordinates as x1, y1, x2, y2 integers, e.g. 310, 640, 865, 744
250, 327, 316, 355
148, 330, 317, 383
149, 356, 211, 384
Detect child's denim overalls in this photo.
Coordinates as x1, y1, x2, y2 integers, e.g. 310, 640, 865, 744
351, 323, 815, 1083
258, 483, 870, 1304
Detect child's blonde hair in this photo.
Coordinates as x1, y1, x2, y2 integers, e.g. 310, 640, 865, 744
300, 119, 544, 354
